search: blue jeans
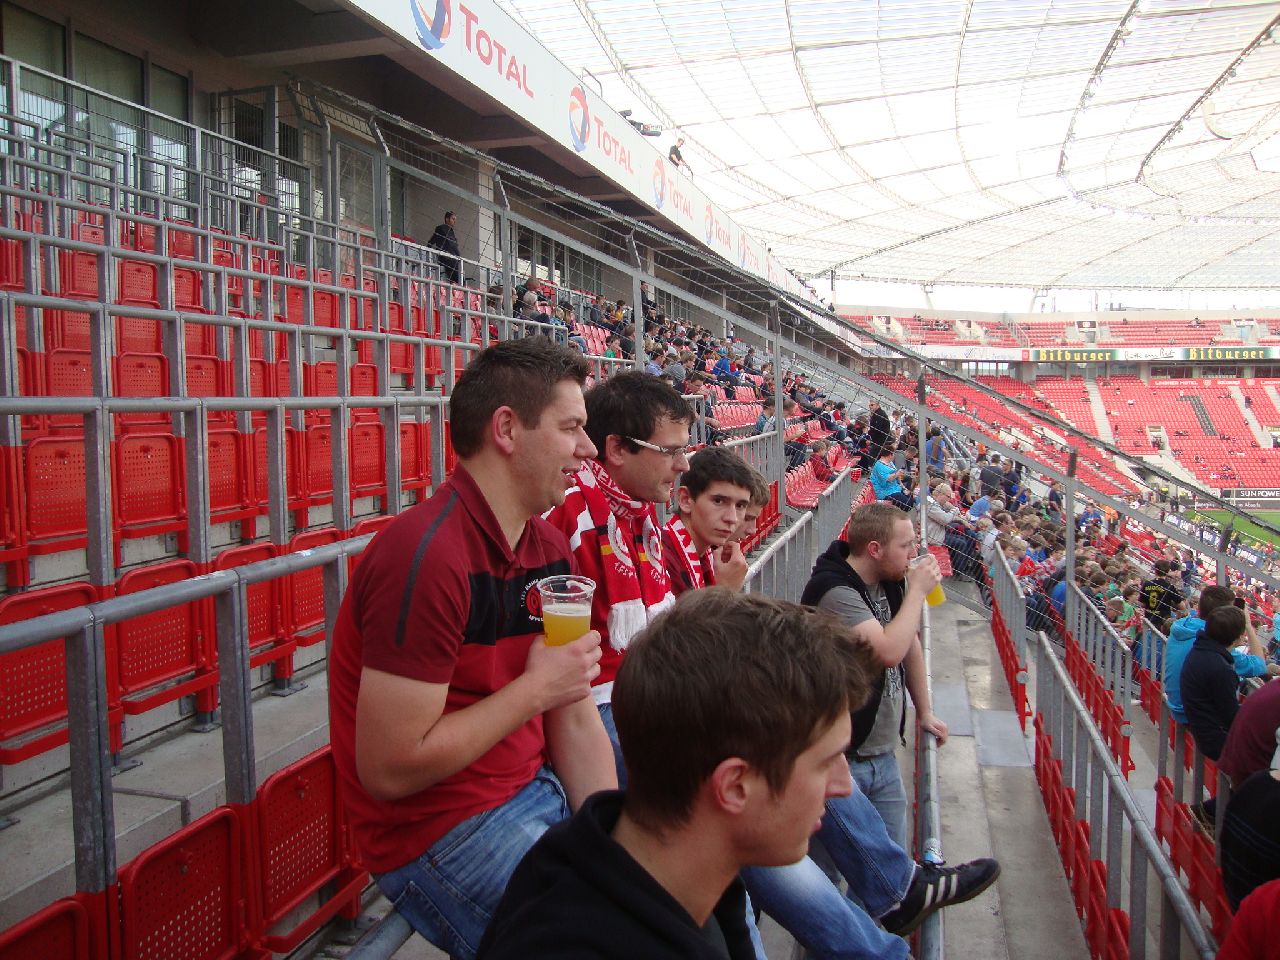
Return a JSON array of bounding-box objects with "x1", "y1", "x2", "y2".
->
[
  {"x1": 375, "y1": 768, "x2": 569, "y2": 960},
  {"x1": 850, "y1": 753, "x2": 908, "y2": 850},
  {"x1": 744, "y1": 786, "x2": 913, "y2": 959}
]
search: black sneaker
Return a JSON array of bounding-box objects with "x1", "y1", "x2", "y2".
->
[{"x1": 879, "y1": 858, "x2": 1002, "y2": 936}]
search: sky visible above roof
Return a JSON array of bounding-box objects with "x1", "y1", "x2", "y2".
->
[{"x1": 494, "y1": 0, "x2": 1280, "y2": 290}]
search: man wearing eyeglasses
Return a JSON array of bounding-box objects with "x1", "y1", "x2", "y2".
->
[{"x1": 544, "y1": 372, "x2": 691, "y2": 749}]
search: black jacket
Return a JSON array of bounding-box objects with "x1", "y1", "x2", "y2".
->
[
  {"x1": 800, "y1": 539, "x2": 904, "y2": 751},
  {"x1": 868, "y1": 409, "x2": 891, "y2": 455},
  {"x1": 1179, "y1": 633, "x2": 1240, "y2": 762},
  {"x1": 979, "y1": 463, "x2": 1003, "y2": 497},
  {"x1": 477, "y1": 791, "x2": 755, "y2": 960}
]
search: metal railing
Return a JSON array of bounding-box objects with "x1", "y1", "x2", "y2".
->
[
  {"x1": 988, "y1": 547, "x2": 1031, "y2": 729},
  {"x1": 0, "y1": 535, "x2": 371, "y2": 894},
  {"x1": 914, "y1": 604, "x2": 944, "y2": 960},
  {"x1": 1065, "y1": 583, "x2": 1135, "y2": 776},
  {"x1": 1032, "y1": 629, "x2": 1217, "y2": 960}
]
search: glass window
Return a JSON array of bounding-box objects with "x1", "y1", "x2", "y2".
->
[
  {"x1": 150, "y1": 64, "x2": 187, "y2": 121},
  {"x1": 2, "y1": 3, "x2": 64, "y2": 74},
  {"x1": 73, "y1": 34, "x2": 141, "y2": 105}
]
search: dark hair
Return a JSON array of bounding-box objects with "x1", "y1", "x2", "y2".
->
[
  {"x1": 448, "y1": 337, "x2": 589, "y2": 458},
  {"x1": 846, "y1": 501, "x2": 908, "y2": 556},
  {"x1": 682, "y1": 447, "x2": 759, "y2": 500},
  {"x1": 585, "y1": 371, "x2": 693, "y2": 457},
  {"x1": 1204, "y1": 605, "x2": 1247, "y2": 647},
  {"x1": 613, "y1": 590, "x2": 875, "y2": 832},
  {"x1": 1197, "y1": 584, "x2": 1235, "y2": 620},
  {"x1": 444, "y1": 210, "x2": 455, "y2": 219},
  {"x1": 744, "y1": 464, "x2": 770, "y2": 507}
]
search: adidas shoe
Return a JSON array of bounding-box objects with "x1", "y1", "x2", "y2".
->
[{"x1": 879, "y1": 858, "x2": 1001, "y2": 936}]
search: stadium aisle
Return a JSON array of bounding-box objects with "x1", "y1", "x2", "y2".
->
[{"x1": 923, "y1": 582, "x2": 1089, "y2": 960}]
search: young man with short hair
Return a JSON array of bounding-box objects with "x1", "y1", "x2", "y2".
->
[
  {"x1": 663, "y1": 446, "x2": 753, "y2": 595},
  {"x1": 1181, "y1": 605, "x2": 1249, "y2": 761},
  {"x1": 329, "y1": 338, "x2": 615, "y2": 960},
  {"x1": 1141, "y1": 559, "x2": 1186, "y2": 635},
  {"x1": 477, "y1": 590, "x2": 878, "y2": 959},
  {"x1": 802, "y1": 502, "x2": 951, "y2": 846}
]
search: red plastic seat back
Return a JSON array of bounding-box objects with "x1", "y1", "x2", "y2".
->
[
  {"x1": 0, "y1": 582, "x2": 97, "y2": 756},
  {"x1": 118, "y1": 807, "x2": 247, "y2": 960},
  {"x1": 0, "y1": 896, "x2": 90, "y2": 960}
]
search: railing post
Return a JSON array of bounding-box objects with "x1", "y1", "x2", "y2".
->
[
  {"x1": 215, "y1": 577, "x2": 258, "y2": 806},
  {"x1": 1063, "y1": 449, "x2": 1079, "y2": 632},
  {"x1": 66, "y1": 619, "x2": 117, "y2": 892}
]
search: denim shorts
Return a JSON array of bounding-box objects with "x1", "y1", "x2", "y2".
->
[{"x1": 374, "y1": 768, "x2": 569, "y2": 960}]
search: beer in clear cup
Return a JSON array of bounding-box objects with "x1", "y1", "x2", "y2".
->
[
  {"x1": 536, "y1": 575, "x2": 596, "y2": 646},
  {"x1": 910, "y1": 554, "x2": 946, "y2": 607}
]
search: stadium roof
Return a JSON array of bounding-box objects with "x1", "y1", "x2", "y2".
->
[{"x1": 493, "y1": 0, "x2": 1280, "y2": 290}]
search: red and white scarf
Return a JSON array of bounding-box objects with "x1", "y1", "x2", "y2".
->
[
  {"x1": 554, "y1": 460, "x2": 675, "y2": 672},
  {"x1": 662, "y1": 515, "x2": 715, "y2": 593}
]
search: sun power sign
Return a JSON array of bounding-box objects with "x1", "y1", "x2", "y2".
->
[{"x1": 345, "y1": 0, "x2": 812, "y2": 302}]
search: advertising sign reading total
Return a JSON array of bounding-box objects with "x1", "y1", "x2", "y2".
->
[{"x1": 348, "y1": 0, "x2": 810, "y2": 301}]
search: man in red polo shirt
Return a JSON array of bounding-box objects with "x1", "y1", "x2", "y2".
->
[{"x1": 329, "y1": 337, "x2": 615, "y2": 960}]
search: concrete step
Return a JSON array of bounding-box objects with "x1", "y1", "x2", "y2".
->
[{"x1": 0, "y1": 662, "x2": 331, "y2": 931}]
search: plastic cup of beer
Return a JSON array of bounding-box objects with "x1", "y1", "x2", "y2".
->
[
  {"x1": 536, "y1": 575, "x2": 595, "y2": 646},
  {"x1": 910, "y1": 554, "x2": 946, "y2": 607}
]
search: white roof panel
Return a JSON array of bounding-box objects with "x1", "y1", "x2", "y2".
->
[{"x1": 496, "y1": 0, "x2": 1280, "y2": 288}]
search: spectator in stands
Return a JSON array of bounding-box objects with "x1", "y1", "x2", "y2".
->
[
  {"x1": 1140, "y1": 560, "x2": 1186, "y2": 635},
  {"x1": 1166, "y1": 587, "x2": 1275, "y2": 728},
  {"x1": 661, "y1": 447, "x2": 752, "y2": 595},
  {"x1": 925, "y1": 427, "x2": 946, "y2": 477},
  {"x1": 870, "y1": 443, "x2": 914, "y2": 512},
  {"x1": 868, "y1": 400, "x2": 891, "y2": 459},
  {"x1": 427, "y1": 210, "x2": 462, "y2": 283},
  {"x1": 925, "y1": 481, "x2": 978, "y2": 580},
  {"x1": 477, "y1": 590, "x2": 874, "y2": 960},
  {"x1": 329, "y1": 338, "x2": 614, "y2": 960},
  {"x1": 664, "y1": 350, "x2": 692, "y2": 387},
  {"x1": 1218, "y1": 754, "x2": 1280, "y2": 913},
  {"x1": 686, "y1": 373, "x2": 727, "y2": 445},
  {"x1": 1181, "y1": 605, "x2": 1249, "y2": 762},
  {"x1": 979, "y1": 454, "x2": 1004, "y2": 498},
  {"x1": 1216, "y1": 877, "x2": 1280, "y2": 959},
  {"x1": 1219, "y1": 678, "x2": 1280, "y2": 789},
  {"x1": 809, "y1": 440, "x2": 835, "y2": 483},
  {"x1": 802, "y1": 503, "x2": 950, "y2": 848}
]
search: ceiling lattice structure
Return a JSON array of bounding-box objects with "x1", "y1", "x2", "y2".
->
[{"x1": 494, "y1": 0, "x2": 1280, "y2": 289}]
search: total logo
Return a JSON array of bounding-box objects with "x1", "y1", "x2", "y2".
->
[
  {"x1": 410, "y1": 0, "x2": 451, "y2": 50},
  {"x1": 568, "y1": 86, "x2": 591, "y2": 153},
  {"x1": 704, "y1": 204, "x2": 731, "y2": 250},
  {"x1": 652, "y1": 156, "x2": 666, "y2": 210}
]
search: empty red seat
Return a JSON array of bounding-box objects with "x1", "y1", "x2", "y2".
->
[
  {"x1": 0, "y1": 581, "x2": 99, "y2": 764},
  {"x1": 24, "y1": 434, "x2": 88, "y2": 551},
  {"x1": 0, "y1": 893, "x2": 97, "y2": 960},
  {"x1": 113, "y1": 432, "x2": 185, "y2": 541},
  {"x1": 112, "y1": 560, "x2": 216, "y2": 737},
  {"x1": 252, "y1": 748, "x2": 366, "y2": 952},
  {"x1": 117, "y1": 807, "x2": 261, "y2": 960}
]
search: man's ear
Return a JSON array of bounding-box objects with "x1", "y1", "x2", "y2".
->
[
  {"x1": 707, "y1": 756, "x2": 752, "y2": 815},
  {"x1": 676, "y1": 486, "x2": 694, "y2": 515},
  {"x1": 491, "y1": 406, "x2": 518, "y2": 455},
  {"x1": 603, "y1": 434, "x2": 629, "y2": 470}
]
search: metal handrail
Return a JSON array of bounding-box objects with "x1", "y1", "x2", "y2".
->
[{"x1": 1033, "y1": 629, "x2": 1217, "y2": 960}]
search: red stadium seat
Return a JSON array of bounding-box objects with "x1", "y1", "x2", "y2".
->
[
  {"x1": 118, "y1": 806, "x2": 266, "y2": 960},
  {"x1": 0, "y1": 581, "x2": 100, "y2": 764},
  {"x1": 251, "y1": 748, "x2": 366, "y2": 952}
]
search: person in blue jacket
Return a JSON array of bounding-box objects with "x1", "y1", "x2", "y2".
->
[
  {"x1": 870, "y1": 443, "x2": 914, "y2": 512},
  {"x1": 1164, "y1": 585, "x2": 1275, "y2": 725}
]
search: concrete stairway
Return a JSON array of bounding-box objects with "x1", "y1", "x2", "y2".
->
[
  {"x1": 1084, "y1": 379, "x2": 1116, "y2": 444},
  {"x1": 1228, "y1": 385, "x2": 1271, "y2": 447}
]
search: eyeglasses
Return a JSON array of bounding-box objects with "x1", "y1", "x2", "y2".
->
[{"x1": 624, "y1": 436, "x2": 694, "y2": 459}]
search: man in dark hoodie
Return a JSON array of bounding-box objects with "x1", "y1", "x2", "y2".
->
[
  {"x1": 1180, "y1": 604, "x2": 1248, "y2": 762},
  {"x1": 477, "y1": 590, "x2": 876, "y2": 959}
]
